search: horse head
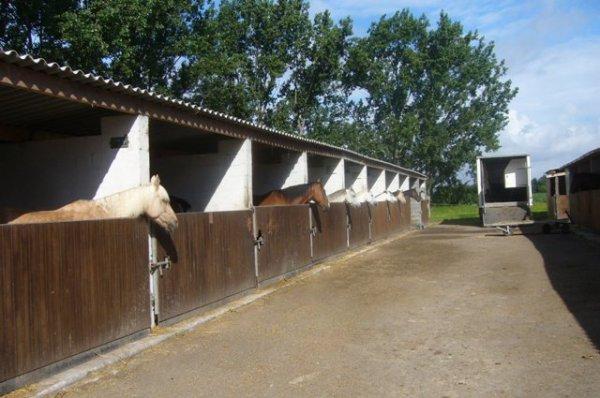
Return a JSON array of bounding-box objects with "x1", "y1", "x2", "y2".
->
[
  {"x1": 310, "y1": 181, "x2": 330, "y2": 210},
  {"x1": 145, "y1": 175, "x2": 178, "y2": 233},
  {"x1": 345, "y1": 188, "x2": 361, "y2": 208},
  {"x1": 394, "y1": 190, "x2": 407, "y2": 204},
  {"x1": 403, "y1": 188, "x2": 421, "y2": 202}
]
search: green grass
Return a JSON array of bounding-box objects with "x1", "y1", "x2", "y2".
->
[
  {"x1": 431, "y1": 204, "x2": 480, "y2": 225},
  {"x1": 431, "y1": 193, "x2": 548, "y2": 225}
]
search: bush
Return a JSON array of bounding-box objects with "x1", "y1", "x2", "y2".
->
[{"x1": 432, "y1": 183, "x2": 477, "y2": 204}]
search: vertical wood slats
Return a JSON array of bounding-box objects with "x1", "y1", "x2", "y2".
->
[
  {"x1": 0, "y1": 218, "x2": 149, "y2": 383},
  {"x1": 2, "y1": 200, "x2": 425, "y2": 386},
  {"x1": 156, "y1": 211, "x2": 256, "y2": 322},
  {"x1": 255, "y1": 205, "x2": 312, "y2": 282},
  {"x1": 371, "y1": 202, "x2": 391, "y2": 240},
  {"x1": 348, "y1": 203, "x2": 371, "y2": 247},
  {"x1": 311, "y1": 203, "x2": 348, "y2": 261},
  {"x1": 389, "y1": 201, "x2": 411, "y2": 232},
  {"x1": 570, "y1": 190, "x2": 600, "y2": 232}
]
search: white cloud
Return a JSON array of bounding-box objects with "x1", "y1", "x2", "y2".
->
[
  {"x1": 495, "y1": 34, "x2": 600, "y2": 177},
  {"x1": 311, "y1": 0, "x2": 600, "y2": 178}
]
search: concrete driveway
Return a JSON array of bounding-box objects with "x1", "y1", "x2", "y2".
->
[{"x1": 40, "y1": 225, "x2": 600, "y2": 397}]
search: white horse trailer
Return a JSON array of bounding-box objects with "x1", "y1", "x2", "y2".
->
[{"x1": 476, "y1": 154, "x2": 533, "y2": 230}]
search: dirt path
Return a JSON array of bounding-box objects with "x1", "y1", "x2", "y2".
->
[{"x1": 50, "y1": 225, "x2": 600, "y2": 397}]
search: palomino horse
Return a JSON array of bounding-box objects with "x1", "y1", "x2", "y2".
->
[
  {"x1": 328, "y1": 188, "x2": 361, "y2": 208},
  {"x1": 255, "y1": 181, "x2": 330, "y2": 210},
  {"x1": 10, "y1": 175, "x2": 179, "y2": 233}
]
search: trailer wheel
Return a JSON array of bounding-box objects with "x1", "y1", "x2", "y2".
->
[{"x1": 560, "y1": 223, "x2": 570, "y2": 234}]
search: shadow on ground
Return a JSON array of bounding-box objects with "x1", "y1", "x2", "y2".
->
[
  {"x1": 439, "y1": 217, "x2": 480, "y2": 226},
  {"x1": 525, "y1": 232, "x2": 600, "y2": 351}
]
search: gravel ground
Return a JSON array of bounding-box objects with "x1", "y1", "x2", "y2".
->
[{"x1": 33, "y1": 224, "x2": 600, "y2": 397}]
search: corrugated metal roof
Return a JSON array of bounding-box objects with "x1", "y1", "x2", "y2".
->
[
  {"x1": 548, "y1": 147, "x2": 600, "y2": 173},
  {"x1": 0, "y1": 49, "x2": 426, "y2": 179}
]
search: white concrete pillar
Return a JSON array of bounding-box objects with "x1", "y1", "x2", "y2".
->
[
  {"x1": 399, "y1": 174, "x2": 410, "y2": 191},
  {"x1": 309, "y1": 156, "x2": 345, "y2": 195},
  {"x1": 368, "y1": 167, "x2": 386, "y2": 197},
  {"x1": 152, "y1": 138, "x2": 252, "y2": 211},
  {"x1": 205, "y1": 139, "x2": 252, "y2": 211},
  {"x1": 419, "y1": 179, "x2": 428, "y2": 200},
  {"x1": 325, "y1": 158, "x2": 345, "y2": 194},
  {"x1": 345, "y1": 161, "x2": 367, "y2": 193},
  {"x1": 282, "y1": 152, "x2": 308, "y2": 188},
  {"x1": 97, "y1": 115, "x2": 150, "y2": 198},
  {"x1": 386, "y1": 171, "x2": 400, "y2": 192}
]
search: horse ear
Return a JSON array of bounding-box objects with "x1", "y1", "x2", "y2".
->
[{"x1": 151, "y1": 174, "x2": 161, "y2": 188}]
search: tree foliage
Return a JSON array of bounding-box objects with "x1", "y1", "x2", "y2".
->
[{"x1": 0, "y1": 2, "x2": 517, "y2": 188}]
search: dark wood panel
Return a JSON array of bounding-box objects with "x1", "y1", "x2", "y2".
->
[
  {"x1": 371, "y1": 202, "x2": 391, "y2": 241},
  {"x1": 570, "y1": 190, "x2": 600, "y2": 232},
  {"x1": 400, "y1": 200, "x2": 411, "y2": 231},
  {"x1": 0, "y1": 227, "x2": 16, "y2": 382},
  {"x1": 156, "y1": 211, "x2": 256, "y2": 322},
  {"x1": 0, "y1": 219, "x2": 149, "y2": 383},
  {"x1": 255, "y1": 205, "x2": 311, "y2": 282},
  {"x1": 348, "y1": 203, "x2": 370, "y2": 247},
  {"x1": 311, "y1": 203, "x2": 348, "y2": 261},
  {"x1": 389, "y1": 201, "x2": 410, "y2": 233}
]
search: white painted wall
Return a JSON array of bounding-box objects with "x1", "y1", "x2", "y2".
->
[
  {"x1": 399, "y1": 174, "x2": 410, "y2": 191},
  {"x1": 504, "y1": 158, "x2": 528, "y2": 188},
  {"x1": 419, "y1": 179, "x2": 428, "y2": 198},
  {"x1": 345, "y1": 161, "x2": 367, "y2": 192},
  {"x1": 409, "y1": 177, "x2": 422, "y2": 225},
  {"x1": 386, "y1": 171, "x2": 400, "y2": 192},
  {"x1": 308, "y1": 156, "x2": 344, "y2": 195},
  {"x1": 254, "y1": 150, "x2": 308, "y2": 194},
  {"x1": 0, "y1": 115, "x2": 149, "y2": 210},
  {"x1": 152, "y1": 138, "x2": 252, "y2": 211},
  {"x1": 368, "y1": 167, "x2": 386, "y2": 197}
]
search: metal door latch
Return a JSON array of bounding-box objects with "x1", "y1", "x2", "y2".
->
[
  {"x1": 254, "y1": 232, "x2": 264, "y2": 250},
  {"x1": 309, "y1": 226, "x2": 318, "y2": 237},
  {"x1": 150, "y1": 257, "x2": 171, "y2": 276}
]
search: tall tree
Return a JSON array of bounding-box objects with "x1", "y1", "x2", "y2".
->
[
  {"x1": 177, "y1": 0, "x2": 311, "y2": 123},
  {"x1": 346, "y1": 10, "x2": 517, "y2": 190},
  {"x1": 274, "y1": 11, "x2": 352, "y2": 134},
  {"x1": 0, "y1": 0, "x2": 78, "y2": 60},
  {"x1": 60, "y1": 0, "x2": 195, "y2": 92}
]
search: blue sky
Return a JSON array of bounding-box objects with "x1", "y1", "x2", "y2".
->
[{"x1": 310, "y1": 0, "x2": 600, "y2": 178}]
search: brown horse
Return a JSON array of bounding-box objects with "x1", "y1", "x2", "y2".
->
[{"x1": 255, "y1": 181, "x2": 330, "y2": 209}]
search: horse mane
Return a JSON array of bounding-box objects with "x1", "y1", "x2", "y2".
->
[{"x1": 280, "y1": 182, "x2": 322, "y2": 197}]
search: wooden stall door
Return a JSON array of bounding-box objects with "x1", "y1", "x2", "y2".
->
[
  {"x1": 155, "y1": 211, "x2": 256, "y2": 322},
  {"x1": 311, "y1": 203, "x2": 348, "y2": 261},
  {"x1": 255, "y1": 205, "x2": 311, "y2": 282},
  {"x1": 348, "y1": 203, "x2": 370, "y2": 247},
  {"x1": 371, "y1": 202, "x2": 391, "y2": 241},
  {"x1": 0, "y1": 219, "x2": 150, "y2": 384}
]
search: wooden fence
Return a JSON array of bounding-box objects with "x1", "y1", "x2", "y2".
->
[
  {"x1": 569, "y1": 190, "x2": 600, "y2": 232},
  {"x1": 348, "y1": 203, "x2": 371, "y2": 247},
  {"x1": 155, "y1": 211, "x2": 256, "y2": 322},
  {"x1": 1, "y1": 199, "x2": 418, "y2": 390},
  {"x1": 0, "y1": 219, "x2": 150, "y2": 385},
  {"x1": 255, "y1": 205, "x2": 312, "y2": 282},
  {"x1": 311, "y1": 203, "x2": 349, "y2": 261}
]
